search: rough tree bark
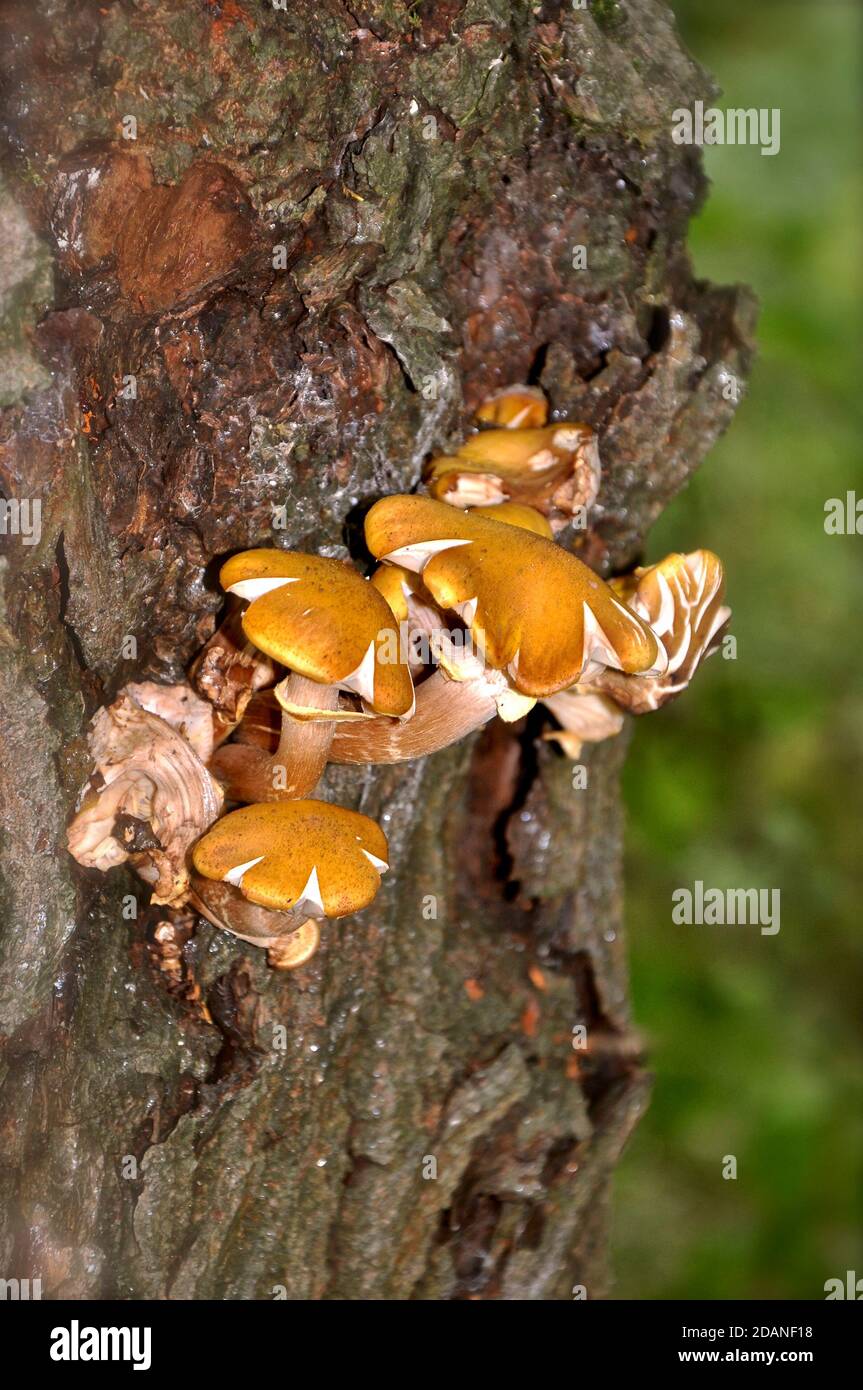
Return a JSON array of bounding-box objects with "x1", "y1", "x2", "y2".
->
[{"x1": 0, "y1": 0, "x2": 754, "y2": 1299}]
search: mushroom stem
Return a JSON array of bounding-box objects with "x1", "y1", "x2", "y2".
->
[
  {"x1": 330, "y1": 669, "x2": 498, "y2": 764},
  {"x1": 231, "y1": 689, "x2": 281, "y2": 749},
  {"x1": 189, "y1": 877, "x2": 321, "y2": 968},
  {"x1": 209, "y1": 674, "x2": 337, "y2": 802}
]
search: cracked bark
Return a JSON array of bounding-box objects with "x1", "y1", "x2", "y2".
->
[{"x1": 0, "y1": 0, "x2": 754, "y2": 1299}]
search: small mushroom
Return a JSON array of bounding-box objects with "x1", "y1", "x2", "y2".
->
[
  {"x1": 591, "y1": 549, "x2": 730, "y2": 713},
  {"x1": 209, "y1": 550, "x2": 414, "y2": 803},
  {"x1": 190, "y1": 800, "x2": 389, "y2": 969},
  {"x1": 329, "y1": 496, "x2": 665, "y2": 765},
  {"x1": 67, "y1": 689, "x2": 224, "y2": 905},
  {"x1": 424, "y1": 422, "x2": 600, "y2": 529},
  {"x1": 542, "y1": 550, "x2": 730, "y2": 752},
  {"x1": 369, "y1": 560, "x2": 420, "y2": 625},
  {"x1": 369, "y1": 561, "x2": 444, "y2": 673},
  {"x1": 474, "y1": 384, "x2": 549, "y2": 429}
]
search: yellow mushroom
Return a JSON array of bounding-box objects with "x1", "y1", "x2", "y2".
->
[
  {"x1": 330, "y1": 496, "x2": 665, "y2": 765},
  {"x1": 190, "y1": 800, "x2": 388, "y2": 969},
  {"x1": 366, "y1": 496, "x2": 662, "y2": 688},
  {"x1": 369, "y1": 561, "x2": 417, "y2": 625},
  {"x1": 230, "y1": 542, "x2": 487, "y2": 754},
  {"x1": 369, "y1": 561, "x2": 447, "y2": 675},
  {"x1": 424, "y1": 421, "x2": 600, "y2": 529},
  {"x1": 474, "y1": 384, "x2": 549, "y2": 430},
  {"x1": 542, "y1": 550, "x2": 730, "y2": 753},
  {"x1": 599, "y1": 549, "x2": 730, "y2": 712},
  {"x1": 210, "y1": 551, "x2": 414, "y2": 803},
  {"x1": 471, "y1": 501, "x2": 554, "y2": 539}
]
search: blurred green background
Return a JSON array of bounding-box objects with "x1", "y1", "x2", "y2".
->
[{"x1": 613, "y1": 0, "x2": 863, "y2": 1298}]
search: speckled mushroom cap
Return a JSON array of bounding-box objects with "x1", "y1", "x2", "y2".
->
[
  {"x1": 192, "y1": 800, "x2": 388, "y2": 917},
  {"x1": 369, "y1": 509, "x2": 553, "y2": 621},
  {"x1": 365, "y1": 495, "x2": 665, "y2": 699},
  {"x1": 220, "y1": 550, "x2": 414, "y2": 716},
  {"x1": 472, "y1": 501, "x2": 554, "y2": 538}
]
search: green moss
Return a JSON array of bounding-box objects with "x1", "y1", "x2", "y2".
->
[
  {"x1": 591, "y1": 0, "x2": 625, "y2": 31},
  {"x1": 0, "y1": 181, "x2": 51, "y2": 406}
]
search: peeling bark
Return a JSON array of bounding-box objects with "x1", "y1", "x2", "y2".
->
[{"x1": 0, "y1": 0, "x2": 755, "y2": 1299}]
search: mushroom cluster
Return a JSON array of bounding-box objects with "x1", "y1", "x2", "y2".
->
[
  {"x1": 423, "y1": 384, "x2": 601, "y2": 531},
  {"x1": 66, "y1": 385, "x2": 729, "y2": 970}
]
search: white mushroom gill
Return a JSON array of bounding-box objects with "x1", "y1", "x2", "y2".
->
[
  {"x1": 223, "y1": 855, "x2": 265, "y2": 887},
  {"x1": 525, "y1": 448, "x2": 557, "y2": 472},
  {"x1": 642, "y1": 568, "x2": 677, "y2": 640},
  {"x1": 442, "y1": 475, "x2": 506, "y2": 506},
  {"x1": 552, "y1": 427, "x2": 588, "y2": 452},
  {"x1": 293, "y1": 865, "x2": 325, "y2": 916},
  {"x1": 384, "y1": 538, "x2": 471, "y2": 572},
  {"x1": 227, "y1": 576, "x2": 300, "y2": 601},
  {"x1": 582, "y1": 601, "x2": 627, "y2": 672},
  {"x1": 453, "y1": 596, "x2": 479, "y2": 626},
  {"x1": 340, "y1": 640, "x2": 378, "y2": 704}
]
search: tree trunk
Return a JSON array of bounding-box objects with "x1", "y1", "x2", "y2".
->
[{"x1": 0, "y1": 0, "x2": 754, "y2": 1300}]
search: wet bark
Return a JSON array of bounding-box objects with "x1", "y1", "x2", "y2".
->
[{"x1": 0, "y1": 0, "x2": 755, "y2": 1299}]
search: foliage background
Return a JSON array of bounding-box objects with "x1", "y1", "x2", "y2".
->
[{"x1": 613, "y1": 0, "x2": 863, "y2": 1298}]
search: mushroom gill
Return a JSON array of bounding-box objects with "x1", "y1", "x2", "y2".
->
[{"x1": 66, "y1": 687, "x2": 224, "y2": 906}]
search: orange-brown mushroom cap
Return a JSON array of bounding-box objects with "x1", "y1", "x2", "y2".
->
[
  {"x1": 424, "y1": 422, "x2": 600, "y2": 521},
  {"x1": 472, "y1": 501, "x2": 554, "y2": 539},
  {"x1": 219, "y1": 550, "x2": 414, "y2": 717},
  {"x1": 192, "y1": 800, "x2": 388, "y2": 918},
  {"x1": 369, "y1": 562, "x2": 423, "y2": 624},
  {"x1": 365, "y1": 495, "x2": 664, "y2": 699},
  {"x1": 454, "y1": 424, "x2": 588, "y2": 470},
  {"x1": 475, "y1": 385, "x2": 549, "y2": 429}
]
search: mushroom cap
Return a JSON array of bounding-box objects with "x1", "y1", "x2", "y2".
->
[
  {"x1": 192, "y1": 800, "x2": 388, "y2": 918},
  {"x1": 220, "y1": 550, "x2": 413, "y2": 717},
  {"x1": 611, "y1": 549, "x2": 729, "y2": 682},
  {"x1": 268, "y1": 920, "x2": 321, "y2": 969},
  {"x1": 424, "y1": 422, "x2": 599, "y2": 520},
  {"x1": 475, "y1": 384, "x2": 548, "y2": 429},
  {"x1": 369, "y1": 562, "x2": 420, "y2": 624},
  {"x1": 425, "y1": 461, "x2": 507, "y2": 508},
  {"x1": 455, "y1": 423, "x2": 589, "y2": 469},
  {"x1": 472, "y1": 501, "x2": 554, "y2": 539},
  {"x1": 574, "y1": 549, "x2": 730, "y2": 715},
  {"x1": 365, "y1": 495, "x2": 663, "y2": 698}
]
